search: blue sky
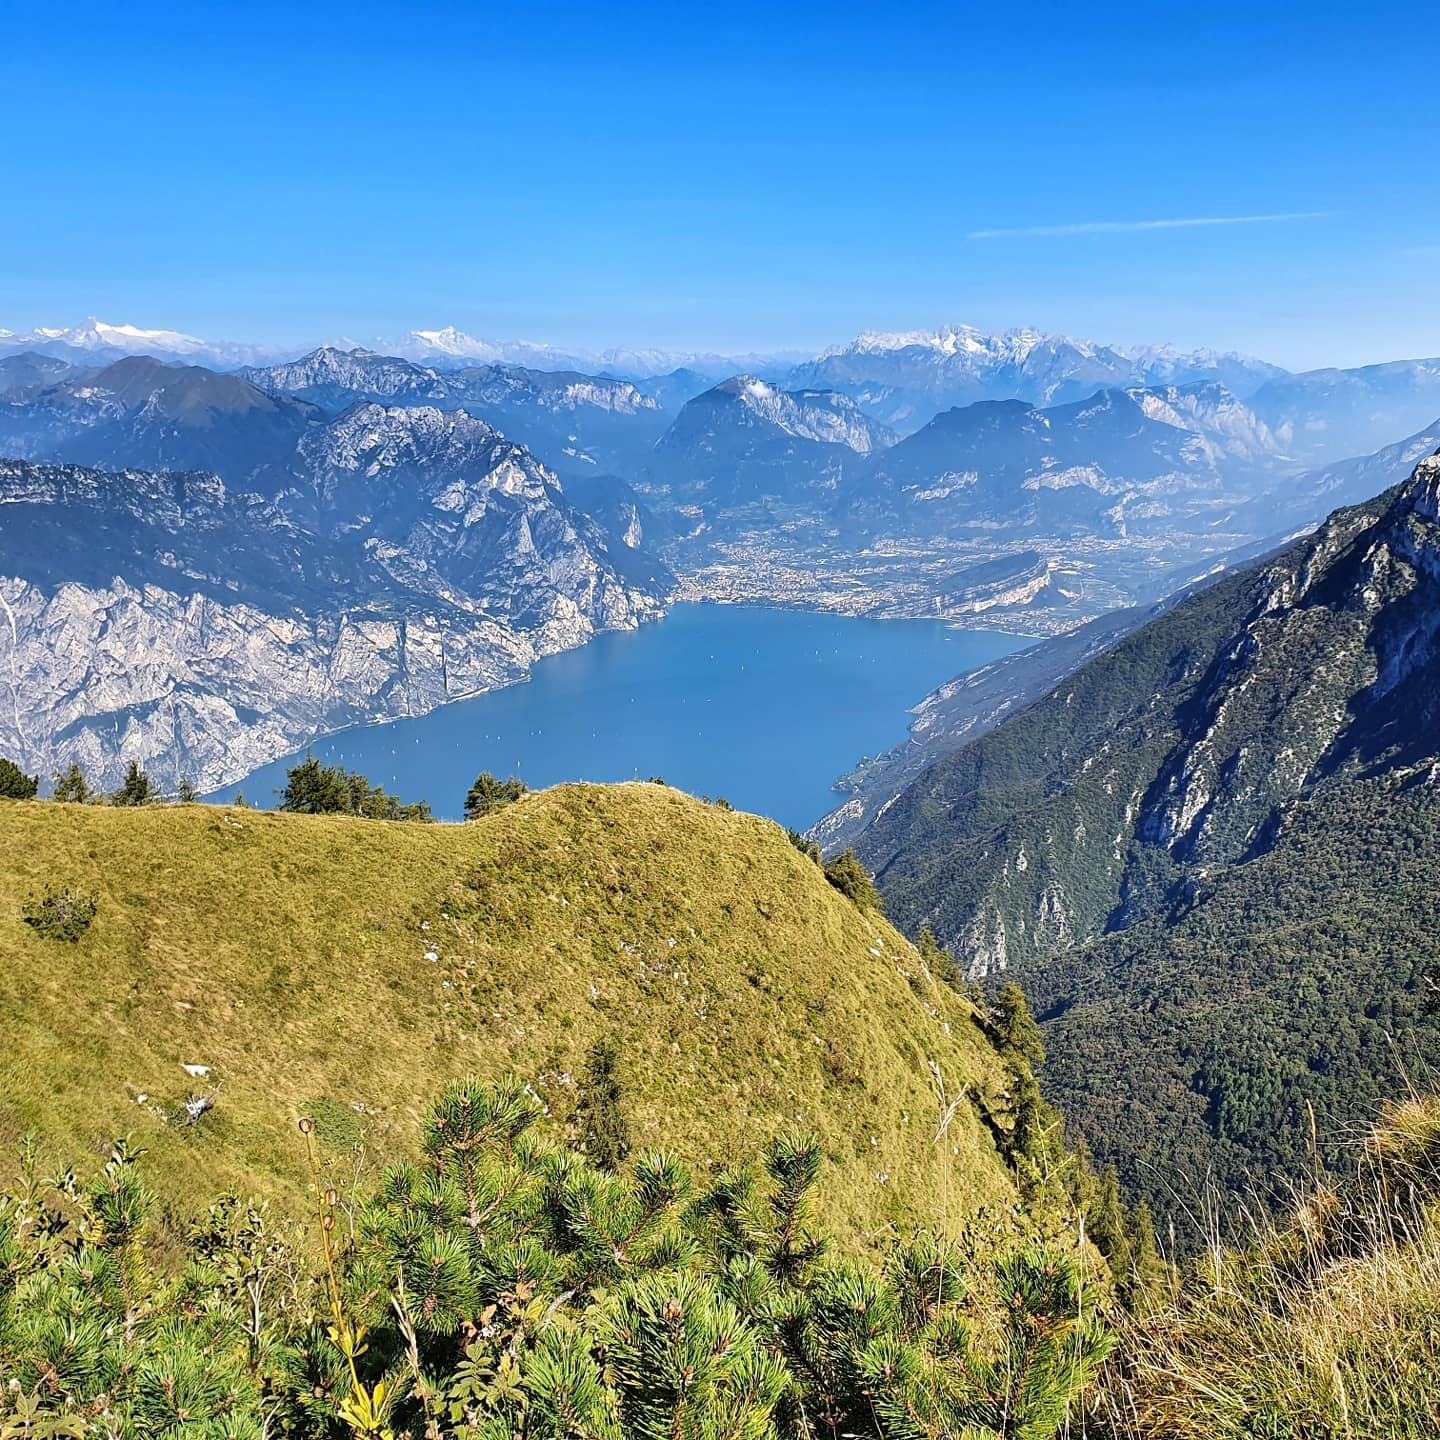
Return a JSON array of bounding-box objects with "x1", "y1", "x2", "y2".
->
[{"x1": 2, "y1": 0, "x2": 1437, "y2": 367}]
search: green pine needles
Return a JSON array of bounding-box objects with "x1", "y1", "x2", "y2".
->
[
  {"x1": 279, "y1": 754, "x2": 433, "y2": 822},
  {"x1": 0, "y1": 1078, "x2": 1110, "y2": 1440}
]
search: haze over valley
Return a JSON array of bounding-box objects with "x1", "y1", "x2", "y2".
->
[{"x1": 6, "y1": 317, "x2": 1440, "y2": 802}]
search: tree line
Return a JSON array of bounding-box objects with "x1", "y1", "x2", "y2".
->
[{"x1": 0, "y1": 752, "x2": 532, "y2": 824}]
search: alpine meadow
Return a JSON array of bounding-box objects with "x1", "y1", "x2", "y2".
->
[{"x1": 3, "y1": 3, "x2": 1440, "y2": 1437}]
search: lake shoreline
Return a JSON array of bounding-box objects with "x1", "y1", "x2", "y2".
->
[{"x1": 209, "y1": 604, "x2": 1031, "y2": 829}]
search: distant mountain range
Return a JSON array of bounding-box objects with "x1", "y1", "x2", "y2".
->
[
  {"x1": 4, "y1": 322, "x2": 1440, "y2": 798},
  {"x1": 1247, "y1": 357, "x2": 1440, "y2": 464},
  {"x1": 6, "y1": 340, "x2": 1438, "y2": 643},
  {"x1": 382, "y1": 327, "x2": 805, "y2": 380},
  {"x1": 788, "y1": 325, "x2": 1288, "y2": 433},
  {"x1": 8, "y1": 317, "x2": 1440, "y2": 469},
  {"x1": 0, "y1": 318, "x2": 285, "y2": 370},
  {"x1": 0, "y1": 351, "x2": 672, "y2": 487},
  {"x1": 0, "y1": 319, "x2": 801, "y2": 384},
  {"x1": 239, "y1": 347, "x2": 672, "y2": 482}
]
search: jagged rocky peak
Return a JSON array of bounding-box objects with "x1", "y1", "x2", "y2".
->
[
  {"x1": 295, "y1": 403, "x2": 554, "y2": 516},
  {"x1": 1405, "y1": 450, "x2": 1440, "y2": 521},
  {"x1": 788, "y1": 324, "x2": 1289, "y2": 428},
  {"x1": 244, "y1": 345, "x2": 439, "y2": 394},
  {"x1": 305, "y1": 401, "x2": 508, "y2": 466}
]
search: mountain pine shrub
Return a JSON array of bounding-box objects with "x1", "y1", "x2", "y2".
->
[
  {"x1": 20, "y1": 885, "x2": 97, "y2": 942},
  {"x1": 0, "y1": 1077, "x2": 1111, "y2": 1440}
]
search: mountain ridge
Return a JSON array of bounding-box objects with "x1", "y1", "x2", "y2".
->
[{"x1": 0, "y1": 422, "x2": 672, "y2": 791}]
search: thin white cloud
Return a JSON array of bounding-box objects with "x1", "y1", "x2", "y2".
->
[{"x1": 968, "y1": 211, "x2": 1331, "y2": 240}]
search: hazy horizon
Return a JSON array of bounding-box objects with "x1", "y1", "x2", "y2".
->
[{"x1": 4, "y1": 1, "x2": 1439, "y2": 370}]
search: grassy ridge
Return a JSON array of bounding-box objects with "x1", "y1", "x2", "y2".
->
[{"x1": 0, "y1": 783, "x2": 1033, "y2": 1246}]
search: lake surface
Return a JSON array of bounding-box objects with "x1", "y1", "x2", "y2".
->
[{"x1": 211, "y1": 605, "x2": 1029, "y2": 829}]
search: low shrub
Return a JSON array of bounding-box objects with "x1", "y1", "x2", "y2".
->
[{"x1": 20, "y1": 885, "x2": 97, "y2": 942}]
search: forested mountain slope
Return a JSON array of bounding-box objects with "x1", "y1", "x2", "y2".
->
[{"x1": 857, "y1": 454, "x2": 1440, "y2": 1223}]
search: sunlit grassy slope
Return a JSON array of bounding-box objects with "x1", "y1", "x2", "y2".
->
[{"x1": 0, "y1": 783, "x2": 1034, "y2": 1247}]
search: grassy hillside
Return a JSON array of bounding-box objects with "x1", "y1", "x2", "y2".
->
[{"x1": 0, "y1": 783, "x2": 1038, "y2": 1248}]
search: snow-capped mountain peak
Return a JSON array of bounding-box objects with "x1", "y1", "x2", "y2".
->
[
  {"x1": 14, "y1": 317, "x2": 209, "y2": 356},
  {"x1": 826, "y1": 323, "x2": 1077, "y2": 363},
  {"x1": 0, "y1": 317, "x2": 289, "y2": 368}
]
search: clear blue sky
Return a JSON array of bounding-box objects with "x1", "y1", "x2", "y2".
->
[{"x1": 2, "y1": 0, "x2": 1436, "y2": 368}]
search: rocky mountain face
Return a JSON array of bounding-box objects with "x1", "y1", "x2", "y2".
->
[
  {"x1": 851, "y1": 383, "x2": 1291, "y2": 541},
  {"x1": 0, "y1": 413, "x2": 672, "y2": 792},
  {"x1": 646, "y1": 375, "x2": 892, "y2": 510},
  {"x1": 848, "y1": 453, "x2": 1440, "y2": 1223}
]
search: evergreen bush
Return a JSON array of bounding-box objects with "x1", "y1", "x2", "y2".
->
[
  {"x1": 0, "y1": 756, "x2": 38, "y2": 800},
  {"x1": 0, "y1": 1078, "x2": 1111, "y2": 1440},
  {"x1": 20, "y1": 885, "x2": 97, "y2": 942}
]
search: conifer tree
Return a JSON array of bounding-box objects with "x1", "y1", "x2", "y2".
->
[
  {"x1": 52, "y1": 760, "x2": 90, "y2": 803},
  {"x1": 464, "y1": 770, "x2": 528, "y2": 819},
  {"x1": 112, "y1": 760, "x2": 153, "y2": 806},
  {"x1": 1125, "y1": 1199, "x2": 1169, "y2": 1310},
  {"x1": 279, "y1": 754, "x2": 351, "y2": 814},
  {"x1": 823, "y1": 849, "x2": 884, "y2": 911},
  {"x1": 574, "y1": 1035, "x2": 632, "y2": 1172},
  {"x1": 917, "y1": 925, "x2": 962, "y2": 986},
  {"x1": 993, "y1": 982, "x2": 1045, "y2": 1070},
  {"x1": 1088, "y1": 1166, "x2": 1134, "y2": 1286}
]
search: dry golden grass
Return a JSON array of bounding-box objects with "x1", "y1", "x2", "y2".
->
[
  {"x1": 0, "y1": 783, "x2": 1037, "y2": 1251},
  {"x1": 1102, "y1": 1098, "x2": 1440, "y2": 1440}
]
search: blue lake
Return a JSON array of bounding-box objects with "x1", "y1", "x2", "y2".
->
[{"x1": 210, "y1": 605, "x2": 1029, "y2": 829}]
